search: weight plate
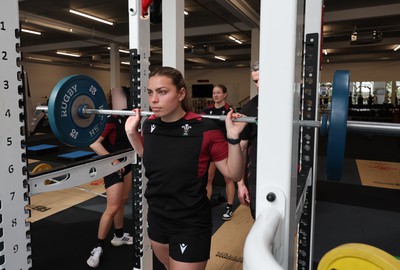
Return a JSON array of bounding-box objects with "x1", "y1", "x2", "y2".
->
[
  {"x1": 326, "y1": 70, "x2": 349, "y2": 181},
  {"x1": 31, "y1": 163, "x2": 52, "y2": 173},
  {"x1": 317, "y1": 243, "x2": 400, "y2": 270},
  {"x1": 319, "y1": 113, "x2": 328, "y2": 136},
  {"x1": 31, "y1": 163, "x2": 54, "y2": 185},
  {"x1": 47, "y1": 75, "x2": 107, "y2": 147}
]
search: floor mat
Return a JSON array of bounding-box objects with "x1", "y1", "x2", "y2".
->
[
  {"x1": 27, "y1": 180, "x2": 106, "y2": 222},
  {"x1": 314, "y1": 201, "x2": 400, "y2": 265},
  {"x1": 30, "y1": 204, "x2": 134, "y2": 270},
  {"x1": 356, "y1": 159, "x2": 400, "y2": 190},
  {"x1": 206, "y1": 205, "x2": 254, "y2": 270}
]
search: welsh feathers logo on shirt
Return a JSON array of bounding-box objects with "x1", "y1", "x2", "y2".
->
[{"x1": 181, "y1": 124, "x2": 192, "y2": 136}]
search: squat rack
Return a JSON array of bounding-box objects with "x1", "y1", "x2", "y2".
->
[{"x1": 0, "y1": 0, "x2": 336, "y2": 269}]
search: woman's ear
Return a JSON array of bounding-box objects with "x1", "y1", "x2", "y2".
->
[{"x1": 178, "y1": 88, "x2": 186, "y2": 101}]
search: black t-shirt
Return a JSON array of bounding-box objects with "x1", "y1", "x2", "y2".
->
[
  {"x1": 201, "y1": 103, "x2": 234, "y2": 132},
  {"x1": 101, "y1": 115, "x2": 132, "y2": 153},
  {"x1": 142, "y1": 112, "x2": 228, "y2": 229},
  {"x1": 201, "y1": 103, "x2": 232, "y2": 116}
]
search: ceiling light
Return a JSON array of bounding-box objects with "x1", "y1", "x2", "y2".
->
[
  {"x1": 90, "y1": 63, "x2": 109, "y2": 69},
  {"x1": 394, "y1": 45, "x2": 400, "y2": 51},
  {"x1": 69, "y1": 9, "x2": 114, "y2": 26},
  {"x1": 323, "y1": 49, "x2": 328, "y2": 55},
  {"x1": 26, "y1": 56, "x2": 52, "y2": 62},
  {"x1": 121, "y1": 61, "x2": 130, "y2": 65},
  {"x1": 21, "y1": 28, "x2": 42, "y2": 35},
  {"x1": 228, "y1": 35, "x2": 243, "y2": 44},
  {"x1": 107, "y1": 47, "x2": 130, "y2": 54},
  {"x1": 56, "y1": 51, "x2": 81, "y2": 57},
  {"x1": 214, "y1": 56, "x2": 226, "y2": 61},
  {"x1": 184, "y1": 10, "x2": 189, "y2": 16}
]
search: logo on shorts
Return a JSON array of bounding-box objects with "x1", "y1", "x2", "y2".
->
[{"x1": 180, "y1": 243, "x2": 188, "y2": 254}]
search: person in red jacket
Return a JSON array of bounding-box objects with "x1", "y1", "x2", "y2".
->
[{"x1": 202, "y1": 84, "x2": 236, "y2": 221}]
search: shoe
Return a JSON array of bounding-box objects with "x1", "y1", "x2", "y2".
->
[
  {"x1": 222, "y1": 206, "x2": 233, "y2": 221},
  {"x1": 87, "y1": 246, "x2": 103, "y2": 268},
  {"x1": 111, "y1": 233, "x2": 133, "y2": 246}
]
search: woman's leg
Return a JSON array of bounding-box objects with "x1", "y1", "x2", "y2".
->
[
  {"x1": 113, "y1": 172, "x2": 132, "y2": 230},
  {"x1": 98, "y1": 182, "x2": 124, "y2": 239},
  {"x1": 151, "y1": 240, "x2": 171, "y2": 270},
  {"x1": 222, "y1": 177, "x2": 236, "y2": 220},
  {"x1": 206, "y1": 163, "x2": 216, "y2": 200},
  {"x1": 224, "y1": 177, "x2": 235, "y2": 206},
  {"x1": 151, "y1": 240, "x2": 208, "y2": 270},
  {"x1": 170, "y1": 258, "x2": 207, "y2": 270}
]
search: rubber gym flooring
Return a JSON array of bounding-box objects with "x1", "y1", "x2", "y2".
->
[
  {"x1": 30, "y1": 185, "x2": 238, "y2": 270},
  {"x1": 26, "y1": 132, "x2": 400, "y2": 269},
  {"x1": 314, "y1": 132, "x2": 400, "y2": 268}
]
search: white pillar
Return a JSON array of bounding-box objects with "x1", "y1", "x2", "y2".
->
[
  {"x1": 255, "y1": 0, "x2": 304, "y2": 268},
  {"x1": 162, "y1": 0, "x2": 185, "y2": 74},
  {"x1": 109, "y1": 43, "x2": 121, "y2": 89}
]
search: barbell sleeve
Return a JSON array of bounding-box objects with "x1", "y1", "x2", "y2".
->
[
  {"x1": 346, "y1": 121, "x2": 400, "y2": 135},
  {"x1": 299, "y1": 119, "x2": 400, "y2": 135}
]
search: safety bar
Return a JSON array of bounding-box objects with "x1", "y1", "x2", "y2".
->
[{"x1": 243, "y1": 207, "x2": 284, "y2": 270}]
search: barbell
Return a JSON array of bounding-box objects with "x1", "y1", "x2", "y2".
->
[{"x1": 34, "y1": 72, "x2": 400, "y2": 180}]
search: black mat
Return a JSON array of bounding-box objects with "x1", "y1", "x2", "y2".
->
[
  {"x1": 29, "y1": 183, "x2": 240, "y2": 270},
  {"x1": 30, "y1": 205, "x2": 134, "y2": 270},
  {"x1": 313, "y1": 132, "x2": 400, "y2": 268},
  {"x1": 313, "y1": 201, "x2": 400, "y2": 266}
]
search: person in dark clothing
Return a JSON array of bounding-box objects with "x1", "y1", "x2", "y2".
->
[
  {"x1": 125, "y1": 66, "x2": 246, "y2": 270},
  {"x1": 87, "y1": 87, "x2": 133, "y2": 268},
  {"x1": 202, "y1": 84, "x2": 236, "y2": 221},
  {"x1": 238, "y1": 61, "x2": 259, "y2": 219}
]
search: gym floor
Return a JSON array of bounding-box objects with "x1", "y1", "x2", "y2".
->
[
  {"x1": 27, "y1": 131, "x2": 400, "y2": 269},
  {"x1": 314, "y1": 132, "x2": 400, "y2": 267}
]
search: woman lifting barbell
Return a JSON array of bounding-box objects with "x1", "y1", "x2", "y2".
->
[{"x1": 125, "y1": 66, "x2": 247, "y2": 270}]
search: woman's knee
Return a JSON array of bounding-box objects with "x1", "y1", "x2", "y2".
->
[
  {"x1": 120, "y1": 196, "x2": 129, "y2": 205},
  {"x1": 104, "y1": 203, "x2": 121, "y2": 216}
]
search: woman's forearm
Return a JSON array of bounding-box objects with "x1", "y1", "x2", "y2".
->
[{"x1": 127, "y1": 132, "x2": 144, "y2": 157}]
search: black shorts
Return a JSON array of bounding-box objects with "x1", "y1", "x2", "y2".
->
[
  {"x1": 104, "y1": 164, "x2": 132, "y2": 189},
  {"x1": 147, "y1": 213, "x2": 211, "y2": 262}
]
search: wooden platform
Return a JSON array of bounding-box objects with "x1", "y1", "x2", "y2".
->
[
  {"x1": 26, "y1": 179, "x2": 105, "y2": 223},
  {"x1": 206, "y1": 205, "x2": 254, "y2": 270},
  {"x1": 356, "y1": 160, "x2": 400, "y2": 190}
]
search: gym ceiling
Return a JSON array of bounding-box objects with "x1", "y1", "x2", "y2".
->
[{"x1": 18, "y1": 0, "x2": 400, "y2": 70}]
